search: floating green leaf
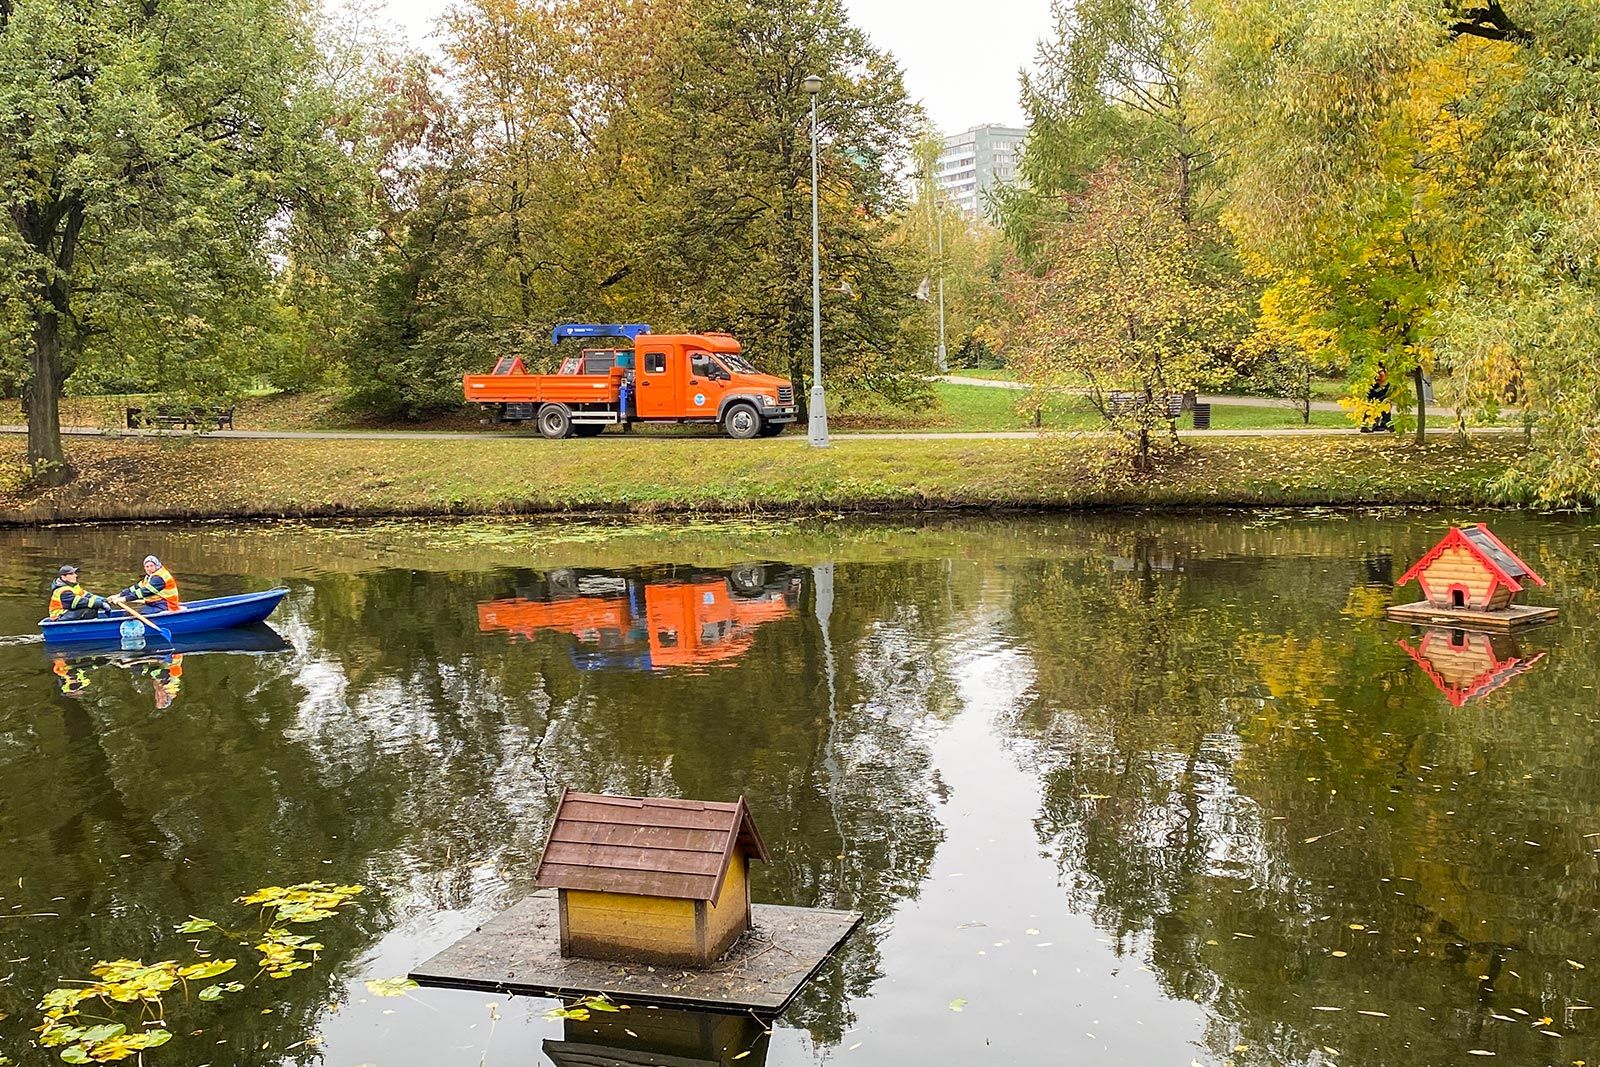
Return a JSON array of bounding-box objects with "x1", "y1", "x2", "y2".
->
[
  {"x1": 178, "y1": 959, "x2": 237, "y2": 981},
  {"x1": 948, "y1": 998, "x2": 968, "y2": 1012},
  {"x1": 198, "y1": 982, "x2": 245, "y2": 1002},
  {"x1": 175, "y1": 917, "x2": 217, "y2": 934},
  {"x1": 364, "y1": 977, "x2": 419, "y2": 998}
]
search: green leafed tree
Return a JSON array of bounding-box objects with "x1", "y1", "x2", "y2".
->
[
  {"x1": 0, "y1": 0, "x2": 346, "y2": 483},
  {"x1": 639, "y1": 0, "x2": 926, "y2": 407},
  {"x1": 1004, "y1": 0, "x2": 1219, "y2": 248},
  {"x1": 345, "y1": 0, "x2": 928, "y2": 418}
]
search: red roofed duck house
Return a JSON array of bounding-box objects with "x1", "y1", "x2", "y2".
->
[
  {"x1": 533, "y1": 790, "x2": 770, "y2": 968},
  {"x1": 1388, "y1": 524, "x2": 1556, "y2": 629}
]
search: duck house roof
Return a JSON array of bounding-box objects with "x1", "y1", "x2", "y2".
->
[
  {"x1": 533, "y1": 790, "x2": 770, "y2": 902},
  {"x1": 1398, "y1": 523, "x2": 1545, "y2": 591}
]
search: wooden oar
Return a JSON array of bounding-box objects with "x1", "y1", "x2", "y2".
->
[{"x1": 112, "y1": 598, "x2": 173, "y2": 642}]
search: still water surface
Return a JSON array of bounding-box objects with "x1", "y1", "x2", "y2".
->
[{"x1": 2, "y1": 513, "x2": 1598, "y2": 1066}]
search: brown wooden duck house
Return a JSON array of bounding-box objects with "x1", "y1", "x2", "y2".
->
[{"x1": 533, "y1": 790, "x2": 771, "y2": 968}]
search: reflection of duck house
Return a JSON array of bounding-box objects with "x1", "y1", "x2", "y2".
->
[
  {"x1": 1386, "y1": 524, "x2": 1557, "y2": 630},
  {"x1": 545, "y1": 1006, "x2": 768, "y2": 1067},
  {"x1": 410, "y1": 790, "x2": 862, "y2": 1015},
  {"x1": 1399, "y1": 629, "x2": 1547, "y2": 707}
]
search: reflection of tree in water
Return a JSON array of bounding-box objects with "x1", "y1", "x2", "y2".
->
[
  {"x1": 0, "y1": 675, "x2": 391, "y2": 1066},
  {"x1": 225, "y1": 560, "x2": 960, "y2": 1044},
  {"x1": 1001, "y1": 527, "x2": 1600, "y2": 1067}
]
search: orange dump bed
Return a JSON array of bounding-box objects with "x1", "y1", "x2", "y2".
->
[{"x1": 464, "y1": 367, "x2": 623, "y2": 405}]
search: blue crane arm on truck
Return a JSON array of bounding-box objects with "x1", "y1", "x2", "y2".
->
[{"x1": 552, "y1": 323, "x2": 652, "y2": 344}]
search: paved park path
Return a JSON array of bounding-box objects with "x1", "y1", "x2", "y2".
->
[
  {"x1": 0, "y1": 423, "x2": 1521, "y2": 442},
  {"x1": 941, "y1": 375, "x2": 1352, "y2": 412}
]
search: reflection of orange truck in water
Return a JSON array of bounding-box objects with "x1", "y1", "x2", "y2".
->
[{"x1": 478, "y1": 565, "x2": 801, "y2": 671}]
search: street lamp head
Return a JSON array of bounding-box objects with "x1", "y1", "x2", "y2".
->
[{"x1": 802, "y1": 74, "x2": 822, "y2": 95}]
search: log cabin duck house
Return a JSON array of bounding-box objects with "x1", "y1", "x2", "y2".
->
[
  {"x1": 533, "y1": 790, "x2": 770, "y2": 968},
  {"x1": 1398, "y1": 524, "x2": 1544, "y2": 611},
  {"x1": 1388, "y1": 524, "x2": 1557, "y2": 629}
]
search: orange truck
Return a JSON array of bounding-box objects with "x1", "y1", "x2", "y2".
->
[{"x1": 463, "y1": 323, "x2": 798, "y2": 439}]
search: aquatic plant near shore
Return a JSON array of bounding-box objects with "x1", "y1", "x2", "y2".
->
[{"x1": 32, "y1": 882, "x2": 363, "y2": 1064}]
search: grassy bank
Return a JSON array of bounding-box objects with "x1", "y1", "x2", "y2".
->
[{"x1": 0, "y1": 432, "x2": 1523, "y2": 525}]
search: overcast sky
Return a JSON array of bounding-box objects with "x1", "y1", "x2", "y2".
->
[{"x1": 374, "y1": 0, "x2": 1048, "y2": 132}]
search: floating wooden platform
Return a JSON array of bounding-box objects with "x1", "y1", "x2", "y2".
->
[
  {"x1": 410, "y1": 890, "x2": 861, "y2": 1015},
  {"x1": 1386, "y1": 601, "x2": 1558, "y2": 631}
]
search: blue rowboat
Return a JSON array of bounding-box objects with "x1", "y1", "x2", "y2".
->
[{"x1": 39, "y1": 588, "x2": 289, "y2": 645}]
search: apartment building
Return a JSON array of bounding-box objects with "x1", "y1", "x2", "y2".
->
[{"x1": 934, "y1": 124, "x2": 1028, "y2": 215}]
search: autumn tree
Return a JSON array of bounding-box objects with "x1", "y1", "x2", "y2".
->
[
  {"x1": 1202, "y1": 0, "x2": 1600, "y2": 480},
  {"x1": 0, "y1": 0, "x2": 349, "y2": 483},
  {"x1": 1010, "y1": 163, "x2": 1245, "y2": 470}
]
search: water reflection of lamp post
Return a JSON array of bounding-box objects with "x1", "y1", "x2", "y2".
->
[
  {"x1": 803, "y1": 73, "x2": 829, "y2": 448},
  {"x1": 813, "y1": 562, "x2": 845, "y2": 850}
]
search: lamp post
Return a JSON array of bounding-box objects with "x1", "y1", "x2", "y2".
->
[
  {"x1": 935, "y1": 202, "x2": 947, "y2": 372},
  {"x1": 803, "y1": 73, "x2": 828, "y2": 448}
]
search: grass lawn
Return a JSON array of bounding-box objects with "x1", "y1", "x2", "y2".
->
[
  {"x1": 943, "y1": 367, "x2": 1016, "y2": 381},
  {"x1": 2, "y1": 432, "x2": 1526, "y2": 524},
  {"x1": 839, "y1": 383, "x2": 1352, "y2": 432}
]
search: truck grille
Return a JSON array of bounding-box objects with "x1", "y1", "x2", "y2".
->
[{"x1": 777, "y1": 386, "x2": 793, "y2": 404}]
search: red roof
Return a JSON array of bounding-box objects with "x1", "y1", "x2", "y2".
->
[
  {"x1": 1397, "y1": 524, "x2": 1546, "y2": 592},
  {"x1": 534, "y1": 790, "x2": 769, "y2": 902}
]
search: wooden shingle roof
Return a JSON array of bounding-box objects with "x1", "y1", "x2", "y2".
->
[{"x1": 534, "y1": 790, "x2": 770, "y2": 902}]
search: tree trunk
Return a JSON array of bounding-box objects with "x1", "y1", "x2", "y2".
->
[
  {"x1": 1413, "y1": 365, "x2": 1427, "y2": 445},
  {"x1": 26, "y1": 308, "x2": 70, "y2": 484}
]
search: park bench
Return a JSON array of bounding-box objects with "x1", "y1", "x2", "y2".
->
[
  {"x1": 1106, "y1": 390, "x2": 1195, "y2": 420},
  {"x1": 126, "y1": 405, "x2": 235, "y2": 431}
]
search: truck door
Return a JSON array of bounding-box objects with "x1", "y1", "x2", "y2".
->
[
  {"x1": 634, "y1": 347, "x2": 678, "y2": 418},
  {"x1": 686, "y1": 350, "x2": 729, "y2": 420}
]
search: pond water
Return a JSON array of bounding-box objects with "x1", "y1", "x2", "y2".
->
[{"x1": 2, "y1": 512, "x2": 1599, "y2": 1067}]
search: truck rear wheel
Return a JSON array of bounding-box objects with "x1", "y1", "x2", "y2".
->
[
  {"x1": 537, "y1": 404, "x2": 573, "y2": 439},
  {"x1": 723, "y1": 403, "x2": 761, "y2": 440}
]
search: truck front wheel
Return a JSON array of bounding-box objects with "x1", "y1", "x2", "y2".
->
[
  {"x1": 723, "y1": 403, "x2": 761, "y2": 440},
  {"x1": 538, "y1": 404, "x2": 573, "y2": 439}
]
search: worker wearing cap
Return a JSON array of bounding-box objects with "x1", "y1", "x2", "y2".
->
[
  {"x1": 48, "y1": 565, "x2": 109, "y2": 620},
  {"x1": 116, "y1": 555, "x2": 181, "y2": 613}
]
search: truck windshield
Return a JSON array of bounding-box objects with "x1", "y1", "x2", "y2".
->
[{"x1": 718, "y1": 354, "x2": 756, "y2": 374}]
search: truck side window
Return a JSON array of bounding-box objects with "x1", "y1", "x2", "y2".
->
[
  {"x1": 644, "y1": 352, "x2": 666, "y2": 373},
  {"x1": 690, "y1": 353, "x2": 713, "y2": 378}
]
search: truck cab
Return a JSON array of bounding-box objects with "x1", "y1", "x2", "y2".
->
[
  {"x1": 463, "y1": 324, "x2": 798, "y2": 439},
  {"x1": 631, "y1": 334, "x2": 795, "y2": 436}
]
